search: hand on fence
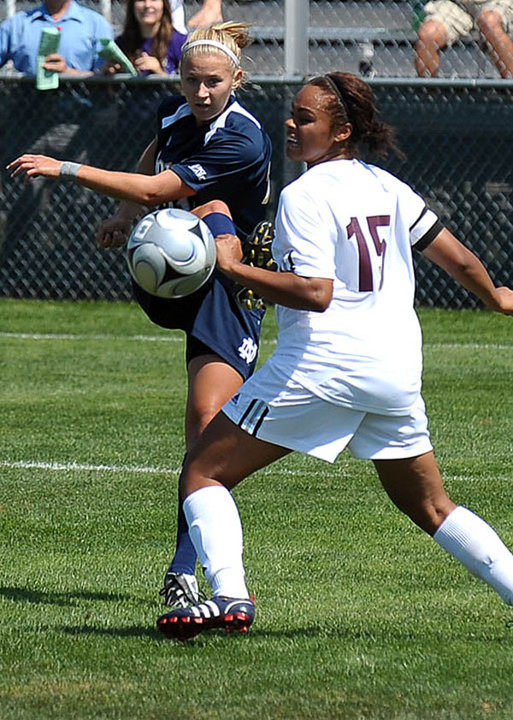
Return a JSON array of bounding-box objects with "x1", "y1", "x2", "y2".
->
[{"x1": 187, "y1": 0, "x2": 223, "y2": 29}]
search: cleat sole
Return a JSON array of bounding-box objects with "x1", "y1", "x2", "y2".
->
[
  {"x1": 157, "y1": 611, "x2": 253, "y2": 641},
  {"x1": 157, "y1": 597, "x2": 255, "y2": 641}
]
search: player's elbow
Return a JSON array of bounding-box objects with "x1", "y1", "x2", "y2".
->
[
  {"x1": 446, "y1": 245, "x2": 478, "y2": 279},
  {"x1": 308, "y1": 296, "x2": 331, "y2": 313},
  {"x1": 137, "y1": 175, "x2": 181, "y2": 207},
  {"x1": 302, "y1": 278, "x2": 333, "y2": 312},
  {"x1": 142, "y1": 191, "x2": 166, "y2": 207},
  {"x1": 141, "y1": 170, "x2": 194, "y2": 207}
]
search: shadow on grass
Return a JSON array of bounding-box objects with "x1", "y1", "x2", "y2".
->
[
  {"x1": 60, "y1": 623, "x2": 404, "y2": 643},
  {"x1": 33, "y1": 621, "x2": 513, "y2": 646},
  {"x1": 57, "y1": 623, "x2": 323, "y2": 643},
  {"x1": 61, "y1": 624, "x2": 160, "y2": 640},
  {"x1": 0, "y1": 585, "x2": 135, "y2": 606}
]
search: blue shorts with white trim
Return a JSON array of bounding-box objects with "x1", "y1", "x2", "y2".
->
[{"x1": 133, "y1": 271, "x2": 264, "y2": 381}]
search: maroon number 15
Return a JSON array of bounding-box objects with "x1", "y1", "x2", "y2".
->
[{"x1": 346, "y1": 215, "x2": 390, "y2": 292}]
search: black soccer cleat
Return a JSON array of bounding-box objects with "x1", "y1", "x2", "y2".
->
[
  {"x1": 159, "y1": 571, "x2": 206, "y2": 608},
  {"x1": 157, "y1": 596, "x2": 255, "y2": 642},
  {"x1": 235, "y1": 220, "x2": 277, "y2": 311},
  {"x1": 242, "y1": 220, "x2": 277, "y2": 271}
]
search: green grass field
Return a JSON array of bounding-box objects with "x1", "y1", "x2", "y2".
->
[{"x1": 1, "y1": 297, "x2": 512, "y2": 719}]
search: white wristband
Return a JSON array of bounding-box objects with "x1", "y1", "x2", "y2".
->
[{"x1": 60, "y1": 161, "x2": 82, "y2": 180}]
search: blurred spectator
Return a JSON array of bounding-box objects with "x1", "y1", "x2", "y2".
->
[
  {"x1": 186, "y1": 0, "x2": 223, "y2": 28},
  {"x1": 104, "y1": 0, "x2": 187, "y2": 76},
  {"x1": 0, "y1": 0, "x2": 114, "y2": 282},
  {"x1": 415, "y1": 0, "x2": 513, "y2": 78},
  {"x1": 0, "y1": 0, "x2": 113, "y2": 76}
]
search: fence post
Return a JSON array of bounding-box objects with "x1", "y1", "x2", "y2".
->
[
  {"x1": 284, "y1": 0, "x2": 309, "y2": 79},
  {"x1": 100, "y1": 0, "x2": 112, "y2": 24}
]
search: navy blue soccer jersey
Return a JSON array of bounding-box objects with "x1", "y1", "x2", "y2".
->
[{"x1": 155, "y1": 94, "x2": 272, "y2": 237}]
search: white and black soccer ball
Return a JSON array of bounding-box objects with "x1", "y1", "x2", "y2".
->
[{"x1": 126, "y1": 208, "x2": 216, "y2": 298}]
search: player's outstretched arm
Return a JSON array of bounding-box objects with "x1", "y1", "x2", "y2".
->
[
  {"x1": 215, "y1": 232, "x2": 333, "y2": 312},
  {"x1": 7, "y1": 150, "x2": 195, "y2": 207},
  {"x1": 422, "y1": 227, "x2": 513, "y2": 315}
]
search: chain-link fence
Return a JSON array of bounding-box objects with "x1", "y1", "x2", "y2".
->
[
  {"x1": 0, "y1": 76, "x2": 512, "y2": 308},
  {"x1": 1, "y1": 0, "x2": 511, "y2": 79}
]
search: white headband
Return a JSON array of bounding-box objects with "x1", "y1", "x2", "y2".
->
[{"x1": 181, "y1": 39, "x2": 240, "y2": 67}]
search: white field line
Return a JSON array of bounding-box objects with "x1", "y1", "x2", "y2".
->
[
  {"x1": 0, "y1": 332, "x2": 183, "y2": 343},
  {"x1": 0, "y1": 331, "x2": 276, "y2": 347},
  {"x1": 1, "y1": 331, "x2": 511, "y2": 351},
  {"x1": 0, "y1": 459, "x2": 180, "y2": 475},
  {"x1": 1, "y1": 332, "x2": 510, "y2": 478},
  {"x1": 426, "y1": 343, "x2": 512, "y2": 351},
  {"x1": 0, "y1": 458, "x2": 324, "y2": 478},
  {"x1": 0, "y1": 459, "x2": 509, "y2": 482}
]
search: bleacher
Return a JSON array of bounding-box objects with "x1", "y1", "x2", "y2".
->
[
  {"x1": 192, "y1": 0, "x2": 497, "y2": 78},
  {"x1": 0, "y1": 0, "x2": 501, "y2": 78}
]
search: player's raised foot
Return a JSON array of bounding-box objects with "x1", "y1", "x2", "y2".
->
[
  {"x1": 159, "y1": 571, "x2": 205, "y2": 608},
  {"x1": 157, "y1": 596, "x2": 255, "y2": 641},
  {"x1": 235, "y1": 220, "x2": 277, "y2": 311}
]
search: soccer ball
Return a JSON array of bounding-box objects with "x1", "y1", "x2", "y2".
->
[{"x1": 126, "y1": 208, "x2": 216, "y2": 298}]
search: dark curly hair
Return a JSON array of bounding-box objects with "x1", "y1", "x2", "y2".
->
[{"x1": 309, "y1": 72, "x2": 404, "y2": 160}]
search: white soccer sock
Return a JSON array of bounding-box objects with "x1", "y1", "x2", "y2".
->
[
  {"x1": 184, "y1": 485, "x2": 249, "y2": 599},
  {"x1": 434, "y1": 505, "x2": 513, "y2": 605}
]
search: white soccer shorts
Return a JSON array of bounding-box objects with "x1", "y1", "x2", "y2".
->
[{"x1": 223, "y1": 364, "x2": 433, "y2": 463}]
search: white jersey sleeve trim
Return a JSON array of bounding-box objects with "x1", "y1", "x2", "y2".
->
[
  {"x1": 161, "y1": 102, "x2": 193, "y2": 129},
  {"x1": 204, "y1": 99, "x2": 262, "y2": 145}
]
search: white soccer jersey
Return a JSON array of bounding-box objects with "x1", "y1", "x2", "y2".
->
[{"x1": 270, "y1": 158, "x2": 442, "y2": 415}]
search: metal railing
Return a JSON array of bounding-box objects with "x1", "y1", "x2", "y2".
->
[{"x1": 1, "y1": 0, "x2": 509, "y2": 79}]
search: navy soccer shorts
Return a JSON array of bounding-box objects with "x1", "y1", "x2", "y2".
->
[{"x1": 132, "y1": 271, "x2": 264, "y2": 380}]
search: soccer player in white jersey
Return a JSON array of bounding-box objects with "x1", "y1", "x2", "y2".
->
[{"x1": 154, "y1": 71, "x2": 513, "y2": 641}]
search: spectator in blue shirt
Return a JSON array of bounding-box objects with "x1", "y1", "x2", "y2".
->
[
  {"x1": 0, "y1": 0, "x2": 113, "y2": 76},
  {"x1": 0, "y1": 0, "x2": 113, "y2": 289}
]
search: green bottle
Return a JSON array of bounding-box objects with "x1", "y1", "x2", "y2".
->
[{"x1": 412, "y1": 0, "x2": 426, "y2": 30}]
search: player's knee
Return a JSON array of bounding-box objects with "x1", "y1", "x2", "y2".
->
[
  {"x1": 400, "y1": 499, "x2": 456, "y2": 536},
  {"x1": 186, "y1": 405, "x2": 217, "y2": 447},
  {"x1": 194, "y1": 199, "x2": 231, "y2": 219},
  {"x1": 178, "y1": 463, "x2": 204, "y2": 499},
  {"x1": 416, "y1": 20, "x2": 446, "y2": 48},
  {"x1": 477, "y1": 9, "x2": 503, "y2": 33}
]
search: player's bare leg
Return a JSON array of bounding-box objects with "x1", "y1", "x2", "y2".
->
[
  {"x1": 161, "y1": 355, "x2": 243, "y2": 608},
  {"x1": 477, "y1": 9, "x2": 513, "y2": 78},
  {"x1": 415, "y1": 19, "x2": 448, "y2": 77},
  {"x1": 374, "y1": 452, "x2": 513, "y2": 605},
  {"x1": 374, "y1": 451, "x2": 455, "y2": 535},
  {"x1": 185, "y1": 355, "x2": 243, "y2": 450}
]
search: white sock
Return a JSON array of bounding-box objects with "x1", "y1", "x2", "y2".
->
[
  {"x1": 184, "y1": 485, "x2": 249, "y2": 599},
  {"x1": 434, "y1": 505, "x2": 513, "y2": 605}
]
